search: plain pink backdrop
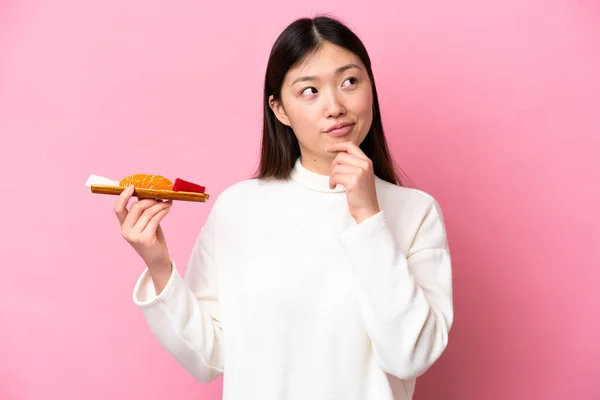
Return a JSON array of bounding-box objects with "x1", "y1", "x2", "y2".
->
[{"x1": 1, "y1": 0, "x2": 599, "y2": 399}]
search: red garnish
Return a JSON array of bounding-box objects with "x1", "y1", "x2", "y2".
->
[{"x1": 173, "y1": 178, "x2": 205, "y2": 193}]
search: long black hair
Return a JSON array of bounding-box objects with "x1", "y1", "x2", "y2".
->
[{"x1": 256, "y1": 15, "x2": 406, "y2": 187}]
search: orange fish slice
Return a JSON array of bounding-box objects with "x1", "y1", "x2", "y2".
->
[{"x1": 119, "y1": 174, "x2": 173, "y2": 190}]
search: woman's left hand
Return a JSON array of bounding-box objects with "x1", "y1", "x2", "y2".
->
[{"x1": 326, "y1": 141, "x2": 380, "y2": 224}]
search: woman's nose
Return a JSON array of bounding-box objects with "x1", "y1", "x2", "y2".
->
[{"x1": 325, "y1": 91, "x2": 346, "y2": 118}]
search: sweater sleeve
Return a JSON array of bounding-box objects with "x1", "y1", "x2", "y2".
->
[
  {"x1": 132, "y1": 205, "x2": 223, "y2": 383},
  {"x1": 337, "y1": 197, "x2": 453, "y2": 380}
]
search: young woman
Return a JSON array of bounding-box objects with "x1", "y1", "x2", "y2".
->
[{"x1": 114, "y1": 15, "x2": 453, "y2": 400}]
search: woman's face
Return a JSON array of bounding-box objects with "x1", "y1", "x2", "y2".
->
[{"x1": 270, "y1": 41, "x2": 374, "y2": 166}]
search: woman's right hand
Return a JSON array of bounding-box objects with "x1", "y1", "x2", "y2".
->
[{"x1": 114, "y1": 185, "x2": 173, "y2": 274}]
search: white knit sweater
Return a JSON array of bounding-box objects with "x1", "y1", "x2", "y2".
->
[{"x1": 133, "y1": 158, "x2": 453, "y2": 399}]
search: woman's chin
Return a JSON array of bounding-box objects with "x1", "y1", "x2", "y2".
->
[{"x1": 325, "y1": 134, "x2": 357, "y2": 145}]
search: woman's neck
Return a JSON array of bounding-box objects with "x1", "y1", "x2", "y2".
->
[
  {"x1": 298, "y1": 152, "x2": 335, "y2": 176},
  {"x1": 290, "y1": 156, "x2": 346, "y2": 193}
]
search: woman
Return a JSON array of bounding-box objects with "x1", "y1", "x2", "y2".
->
[{"x1": 115, "y1": 15, "x2": 453, "y2": 400}]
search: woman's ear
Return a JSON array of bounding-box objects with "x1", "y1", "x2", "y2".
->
[{"x1": 269, "y1": 95, "x2": 291, "y2": 127}]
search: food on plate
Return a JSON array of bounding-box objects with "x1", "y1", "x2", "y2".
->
[
  {"x1": 173, "y1": 178, "x2": 206, "y2": 194},
  {"x1": 119, "y1": 174, "x2": 173, "y2": 190},
  {"x1": 86, "y1": 173, "x2": 209, "y2": 202}
]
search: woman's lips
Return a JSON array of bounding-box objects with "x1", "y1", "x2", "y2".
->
[{"x1": 325, "y1": 123, "x2": 354, "y2": 137}]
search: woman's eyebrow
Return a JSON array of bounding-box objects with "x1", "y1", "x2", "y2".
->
[{"x1": 291, "y1": 63, "x2": 361, "y2": 86}]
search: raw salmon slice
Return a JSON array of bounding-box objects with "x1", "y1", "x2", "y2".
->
[{"x1": 119, "y1": 174, "x2": 173, "y2": 190}]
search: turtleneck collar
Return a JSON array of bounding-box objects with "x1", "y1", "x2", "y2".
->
[{"x1": 289, "y1": 157, "x2": 346, "y2": 193}]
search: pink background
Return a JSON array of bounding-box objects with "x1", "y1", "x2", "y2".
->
[{"x1": 1, "y1": 0, "x2": 599, "y2": 399}]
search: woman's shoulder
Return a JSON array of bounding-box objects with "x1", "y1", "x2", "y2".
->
[
  {"x1": 375, "y1": 177, "x2": 440, "y2": 209},
  {"x1": 210, "y1": 177, "x2": 280, "y2": 210},
  {"x1": 211, "y1": 178, "x2": 257, "y2": 203},
  {"x1": 374, "y1": 178, "x2": 448, "y2": 247},
  {"x1": 219, "y1": 176, "x2": 285, "y2": 197},
  {"x1": 374, "y1": 177, "x2": 447, "y2": 230},
  {"x1": 221, "y1": 177, "x2": 262, "y2": 194}
]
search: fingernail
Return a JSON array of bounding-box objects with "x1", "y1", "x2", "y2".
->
[{"x1": 127, "y1": 185, "x2": 134, "y2": 192}]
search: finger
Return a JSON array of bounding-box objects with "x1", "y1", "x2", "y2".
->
[
  {"x1": 331, "y1": 151, "x2": 369, "y2": 171},
  {"x1": 330, "y1": 164, "x2": 362, "y2": 178},
  {"x1": 330, "y1": 164, "x2": 352, "y2": 189},
  {"x1": 114, "y1": 185, "x2": 135, "y2": 224},
  {"x1": 122, "y1": 199, "x2": 162, "y2": 230},
  {"x1": 131, "y1": 201, "x2": 172, "y2": 234},
  {"x1": 325, "y1": 141, "x2": 368, "y2": 160},
  {"x1": 144, "y1": 205, "x2": 172, "y2": 236},
  {"x1": 329, "y1": 172, "x2": 358, "y2": 190}
]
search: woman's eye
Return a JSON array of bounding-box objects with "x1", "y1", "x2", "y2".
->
[
  {"x1": 301, "y1": 87, "x2": 318, "y2": 95},
  {"x1": 342, "y1": 77, "x2": 358, "y2": 87}
]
